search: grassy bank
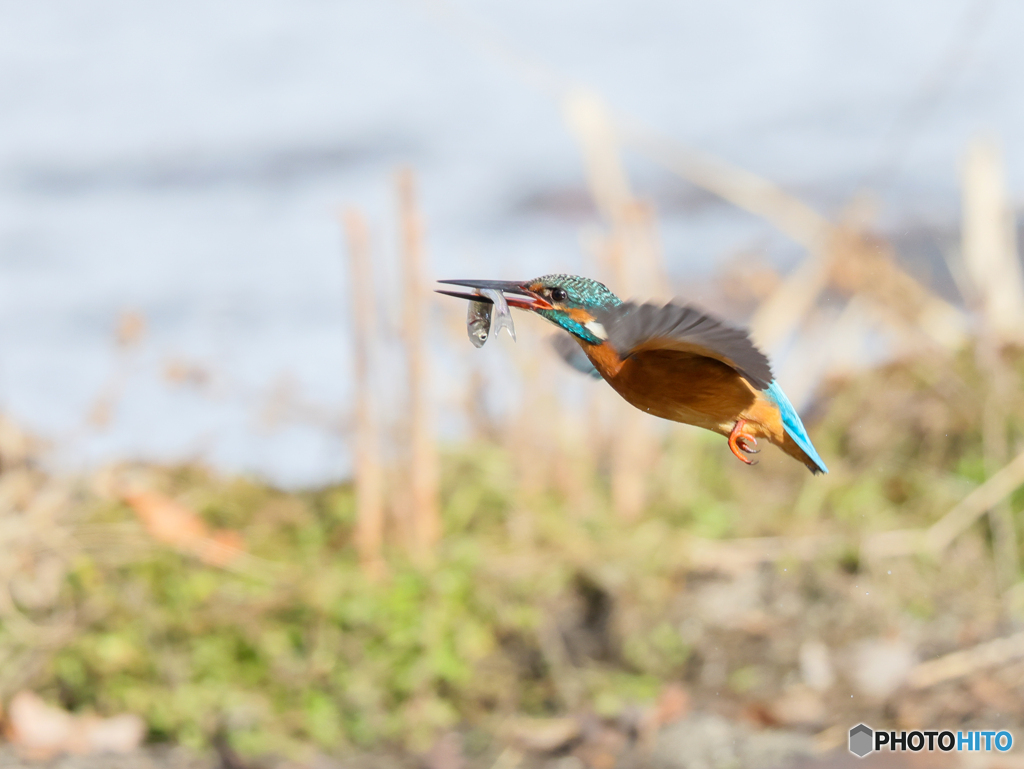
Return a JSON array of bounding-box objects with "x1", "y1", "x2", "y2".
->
[{"x1": 3, "y1": 346, "x2": 1024, "y2": 761}]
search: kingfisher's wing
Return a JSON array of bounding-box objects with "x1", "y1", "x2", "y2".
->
[
  {"x1": 594, "y1": 301, "x2": 773, "y2": 390},
  {"x1": 549, "y1": 333, "x2": 602, "y2": 378}
]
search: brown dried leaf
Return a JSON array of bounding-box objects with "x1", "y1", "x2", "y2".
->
[
  {"x1": 121, "y1": 490, "x2": 244, "y2": 567},
  {"x1": 122, "y1": 490, "x2": 208, "y2": 547}
]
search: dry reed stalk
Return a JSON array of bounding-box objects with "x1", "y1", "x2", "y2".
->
[
  {"x1": 619, "y1": 119, "x2": 832, "y2": 253},
  {"x1": 750, "y1": 257, "x2": 831, "y2": 352},
  {"x1": 599, "y1": 235, "x2": 655, "y2": 519},
  {"x1": 907, "y1": 630, "x2": 1024, "y2": 690},
  {"x1": 862, "y1": 448, "x2": 1024, "y2": 560},
  {"x1": 342, "y1": 209, "x2": 386, "y2": 576},
  {"x1": 396, "y1": 169, "x2": 440, "y2": 559},
  {"x1": 753, "y1": 217, "x2": 968, "y2": 357},
  {"x1": 768, "y1": 307, "x2": 835, "y2": 412},
  {"x1": 618, "y1": 120, "x2": 968, "y2": 354},
  {"x1": 812, "y1": 296, "x2": 873, "y2": 376},
  {"x1": 959, "y1": 140, "x2": 1023, "y2": 585},
  {"x1": 563, "y1": 91, "x2": 665, "y2": 519},
  {"x1": 564, "y1": 94, "x2": 667, "y2": 294},
  {"x1": 608, "y1": 410, "x2": 649, "y2": 519},
  {"x1": 620, "y1": 119, "x2": 832, "y2": 352},
  {"x1": 823, "y1": 223, "x2": 967, "y2": 349},
  {"x1": 961, "y1": 139, "x2": 1024, "y2": 343}
]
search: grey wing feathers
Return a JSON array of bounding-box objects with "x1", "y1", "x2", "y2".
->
[
  {"x1": 550, "y1": 334, "x2": 602, "y2": 379},
  {"x1": 595, "y1": 301, "x2": 773, "y2": 390}
]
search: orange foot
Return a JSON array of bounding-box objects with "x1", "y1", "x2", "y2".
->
[{"x1": 728, "y1": 419, "x2": 760, "y2": 465}]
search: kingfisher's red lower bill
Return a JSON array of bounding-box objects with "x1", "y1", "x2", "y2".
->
[{"x1": 437, "y1": 274, "x2": 828, "y2": 475}]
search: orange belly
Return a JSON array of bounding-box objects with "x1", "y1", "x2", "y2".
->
[{"x1": 582, "y1": 343, "x2": 786, "y2": 443}]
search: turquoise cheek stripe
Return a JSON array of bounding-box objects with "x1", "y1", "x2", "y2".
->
[{"x1": 537, "y1": 309, "x2": 604, "y2": 345}]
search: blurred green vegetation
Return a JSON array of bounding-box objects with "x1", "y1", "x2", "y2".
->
[{"x1": 12, "y1": 347, "x2": 1024, "y2": 759}]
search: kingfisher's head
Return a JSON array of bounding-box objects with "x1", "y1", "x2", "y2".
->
[{"x1": 437, "y1": 274, "x2": 621, "y2": 344}]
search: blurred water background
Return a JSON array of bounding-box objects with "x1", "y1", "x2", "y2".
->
[
  {"x1": 2, "y1": 0, "x2": 1023, "y2": 485},
  {"x1": 7, "y1": 4, "x2": 1024, "y2": 764}
]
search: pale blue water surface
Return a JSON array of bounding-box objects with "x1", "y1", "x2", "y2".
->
[{"x1": 1, "y1": 0, "x2": 1021, "y2": 484}]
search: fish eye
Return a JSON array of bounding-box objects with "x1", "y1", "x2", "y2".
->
[{"x1": 550, "y1": 288, "x2": 568, "y2": 302}]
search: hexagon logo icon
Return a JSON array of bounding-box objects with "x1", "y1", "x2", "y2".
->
[{"x1": 849, "y1": 724, "x2": 874, "y2": 758}]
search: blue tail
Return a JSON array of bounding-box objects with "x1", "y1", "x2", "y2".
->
[{"x1": 765, "y1": 381, "x2": 828, "y2": 474}]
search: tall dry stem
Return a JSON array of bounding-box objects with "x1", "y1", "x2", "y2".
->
[
  {"x1": 563, "y1": 90, "x2": 665, "y2": 520},
  {"x1": 960, "y1": 138, "x2": 1023, "y2": 585},
  {"x1": 962, "y1": 139, "x2": 1024, "y2": 344},
  {"x1": 620, "y1": 119, "x2": 967, "y2": 354},
  {"x1": 397, "y1": 168, "x2": 441, "y2": 559},
  {"x1": 342, "y1": 209, "x2": 385, "y2": 577}
]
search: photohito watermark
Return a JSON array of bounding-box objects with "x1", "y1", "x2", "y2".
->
[{"x1": 849, "y1": 724, "x2": 1013, "y2": 758}]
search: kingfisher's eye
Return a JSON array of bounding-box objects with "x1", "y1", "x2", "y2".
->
[{"x1": 550, "y1": 288, "x2": 568, "y2": 302}]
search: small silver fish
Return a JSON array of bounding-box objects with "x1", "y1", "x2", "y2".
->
[
  {"x1": 480, "y1": 288, "x2": 516, "y2": 342},
  {"x1": 465, "y1": 288, "x2": 516, "y2": 347},
  {"x1": 467, "y1": 300, "x2": 492, "y2": 348}
]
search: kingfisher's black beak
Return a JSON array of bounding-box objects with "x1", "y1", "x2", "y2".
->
[{"x1": 435, "y1": 279, "x2": 554, "y2": 310}]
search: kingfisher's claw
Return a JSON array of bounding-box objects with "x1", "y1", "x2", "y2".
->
[
  {"x1": 728, "y1": 420, "x2": 759, "y2": 466},
  {"x1": 736, "y1": 436, "x2": 759, "y2": 454}
]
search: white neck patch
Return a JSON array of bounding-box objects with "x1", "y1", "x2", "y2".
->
[{"x1": 584, "y1": 320, "x2": 608, "y2": 340}]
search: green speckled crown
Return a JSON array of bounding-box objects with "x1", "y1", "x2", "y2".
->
[
  {"x1": 530, "y1": 274, "x2": 622, "y2": 309},
  {"x1": 528, "y1": 274, "x2": 621, "y2": 344}
]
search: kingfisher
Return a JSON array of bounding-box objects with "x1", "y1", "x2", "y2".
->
[{"x1": 438, "y1": 274, "x2": 828, "y2": 474}]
